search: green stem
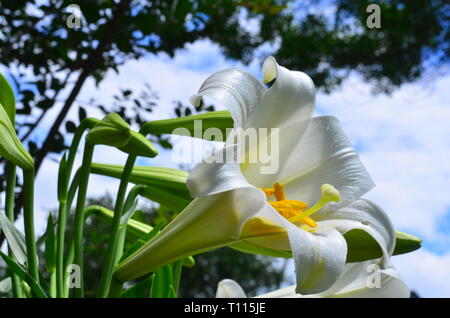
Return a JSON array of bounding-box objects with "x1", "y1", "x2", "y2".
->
[
  {"x1": 55, "y1": 201, "x2": 66, "y2": 298},
  {"x1": 23, "y1": 168, "x2": 39, "y2": 286},
  {"x1": 5, "y1": 163, "x2": 24, "y2": 298},
  {"x1": 97, "y1": 155, "x2": 136, "y2": 297},
  {"x1": 62, "y1": 205, "x2": 104, "y2": 297},
  {"x1": 50, "y1": 271, "x2": 56, "y2": 298},
  {"x1": 115, "y1": 185, "x2": 145, "y2": 263},
  {"x1": 72, "y1": 143, "x2": 94, "y2": 298},
  {"x1": 172, "y1": 261, "x2": 183, "y2": 297},
  {"x1": 56, "y1": 119, "x2": 97, "y2": 298},
  {"x1": 108, "y1": 277, "x2": 124, "y2": 298},
  {"x1": 56, "y1": 168, "x2": 81, "y2": 298}
]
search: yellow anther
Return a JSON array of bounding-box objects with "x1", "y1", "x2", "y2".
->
[
  {"x1": 321, "y1": 184, "x2": 341, "y2": 203},
  {"x1": 290, "y1": 184, "x2": 341, "y2": 223},
  {"x1": 259, "y1": 187, "x2": 275, "y2": 198},
  {"x1": 274, "y1": 183, "x2": 286, "y2": 201},
  {"x1": 261, "y1": 183, "x2": 336, "y2": 229}
]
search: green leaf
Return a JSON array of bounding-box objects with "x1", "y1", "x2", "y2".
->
[
  {"x1": 121, "y1": 277, "x2": 151, "y2": 298},
  {"x1": 0, "y1": 72, "x2": 16, "y2": 123},
  {"x1": 0, "y1": 277, "x2": 12, "y2": 294},
  {"x1": 0, "y1": 251, "x2": 48, "y2": 298},
  {"x1": 141, "y1": 110, "x2": 234, "y2": 141},
  {"x1": 44, "y1": 215, "x2": 57, "y2": 273},
  {"x1": 120, "y1": 199, "x2": 139, "y2": 227},
  {"x1": 57, "y1": 153, "x2": 68, "y2": 202},
  {"x1": 91, "y1": 205, "x2": 153, "y2": 241},
  {"x1": 120, "y1": 222, "x2": 163, "y2": 261},
  {"x1": 0, "y1": 212, "x2": 27, "y2": 265},
  {"x1": 150, "y1": 264, "x2": 174, "y2": 298}
]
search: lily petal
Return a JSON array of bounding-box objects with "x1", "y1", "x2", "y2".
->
[
  {"x1": 285, "y1": 222, "x2": 348, "y2": 294},
  {"x1": 316, "y1": 199, "x2": 396, "y2": 265},
  {"x1": 190, "y1": 69, "x2": 265, "y2": 129},
  {"x1": 243, "y1": 116, "x2": 374, "y2": 208},
  {"x1": 189, "y1": 57, "x2": 315, "y2": 131},
  {"x1": 317, "y1": 261, "x2": 410, "y2": 298},
  {"x1": 253, "y1": 261, "x2": 409, "y2": 298},
  {"x1": 216, "y1": 279, "x2": 247, "y2": 298},
  {"x1": 114, "y1": 187, "x2": 266, "y2": 282},
  {"x1": 246, "y1": 56, "x2": 315, "y2": 130},
  {"x1": 187, "y1": 144, "x2": 251, "y2": 197},
  {"x1": 242, "y1": 203, "x2": 347, "y2": 295}
]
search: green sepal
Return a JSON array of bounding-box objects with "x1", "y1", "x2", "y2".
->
[{"x1": 141, "y1": 110, "x2": 234, "y2": 141}]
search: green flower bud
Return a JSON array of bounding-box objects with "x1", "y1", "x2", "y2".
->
[
  {"x1": 0, "y1": 72, "x2": 16, "y2": 123},
  {"x1": 0, "y1": 104, "x2": 34, "y2": 170},
  {"x1": 86, "y1": 113, "x2": 158, "y2": 158},
  {"x1": 141, "y1": 110, "x2": 234, "y2": 141},
  {"x1": 118, "y1": 130, "x2": 158, "y2": 158}
]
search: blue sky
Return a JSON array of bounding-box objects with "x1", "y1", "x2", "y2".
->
[{"x1": 4, "y1": 38, "x2": 450, "y2": 297}]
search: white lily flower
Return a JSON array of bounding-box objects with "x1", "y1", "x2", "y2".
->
[
  {"x1": 216, "y1": 261, "x2": 410, "y2": 298},
  {"x1": 115, "y1": 57, "x2": 394, "y2": 295}
]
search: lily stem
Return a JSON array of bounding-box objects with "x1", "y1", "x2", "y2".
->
[
  {"x1": 72, "y1": 143, "x2": 95, "y2": 298},
  {"x1": 5, "y1": 162, "x2": 24, "y2": 298},
  {"x1": 23, "y1": 168, "x2": 39, "y2": 285},
  {"x1": 56, "y1": 118, "x2": 98, "y2": 298},
  {"x1": 97, "y1": 155, "x2": 136, "y2": 298}
]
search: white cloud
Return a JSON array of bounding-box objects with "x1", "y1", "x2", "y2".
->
[
  {"x1": 393, "y1": 250, "x2": 450, "y2": 297},
  {"x1": 317, "y1": 73, "x2": 450, "y2": 242}
]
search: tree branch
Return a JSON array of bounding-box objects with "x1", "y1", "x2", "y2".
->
[{"x1": 33, "y1": 0, "x2": 132, "y2": 174}]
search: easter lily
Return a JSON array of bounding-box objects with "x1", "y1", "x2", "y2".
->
[
  {"x1": 216, "y1": 260, "x2": 410, "y2": 298},
  {"x1": 115, "y1": 57, "x2": 393, "y2": 294}
]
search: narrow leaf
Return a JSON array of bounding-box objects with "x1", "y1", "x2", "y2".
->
[
  {"x1": 44, "y1": 215, "x2": 57, "y2": 273},
  {"x1": 0, "y1": 212, "x2": 27, "y2": 265},
  {"x1": 0, "y1": 251, "x2": 48, "y2": 298}
]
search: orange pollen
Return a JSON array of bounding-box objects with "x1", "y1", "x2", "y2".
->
[{"x1": 260, "y1": 184, "x2": 317, "y2": 228}]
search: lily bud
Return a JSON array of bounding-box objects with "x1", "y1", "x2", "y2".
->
[
  {"x1": 0, "y1": 104, "x2": 34, "y2": 170},
  {"x1": 0, "y1": 72, "x2": 16, "y2": 123},
  {"x1": 141, "y1": 110, "x2": 234, "y2": 141},
  {"x1": 86, "y1": 113, "x2": 158, "y2": 158},
  {"x1": 118, "y1": 130, "x2": 158, "y2": 158}
]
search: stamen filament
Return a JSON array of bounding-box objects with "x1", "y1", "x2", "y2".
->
[
  {"x1": 289, "y1": 184, "x2": 340, "y2": 222},
  {"x1": 260, "y1": 183, "x2": 339, "y2": 229}
]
